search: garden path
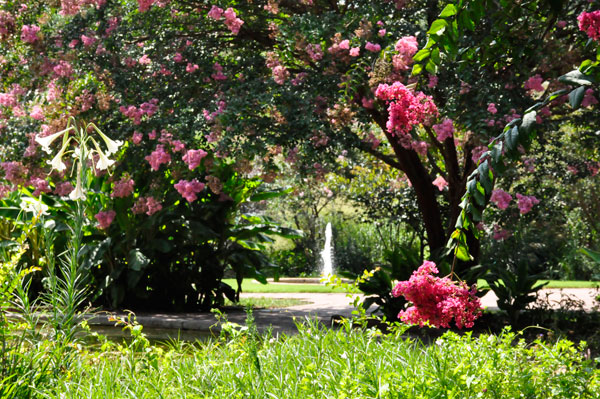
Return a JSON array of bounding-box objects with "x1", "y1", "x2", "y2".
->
[{"x1": 87, "y1": 288, "x2": 599, "y2": 340}]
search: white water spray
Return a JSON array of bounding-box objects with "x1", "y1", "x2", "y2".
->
[{"x1": 320, "y1": 222, "x2": 334, "y2": 278}]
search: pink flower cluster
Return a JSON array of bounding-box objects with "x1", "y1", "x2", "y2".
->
[
  {"x1": 490, "y1": 189, "x2": 512, "y2": 210},
  {"x1": 30, "y1": 105, "x2": 44, "y2": 120},
  {"x1": 182, "y1": 149, "x2": 208, "y2": 170},
  {"x1": 145, "y1": 145, "x2": 171, "y2": 171},
  {"x1": 432, "y1": 118, "x2": 454, "y2": 142},
  {"x1": 207, "y1": 6, "x2": 244, "y2": 35},
  {"x1": 393, "y1": 36, "x2": 418, "y2": 70},
  {"x1": 137, "y1": 0, "x2": 156, "y2": 12},
  {"x1": 54, "y1": 181, "x2": 74, "y2": 196},
  {"x1": 516, "y1": 193, "x2": 539, "y2": 215},
  {"x1": 392, "y1": 261, "x2": 482, "y2": 329},
  {"x1": 524, "y1": 74, "x2": 544, "y2": 92},
  {"x1": 0, "y1": 11, "x2": 15, "y2": 38},
  {"x1": 132, "y1": 196, "x2": 162, "y2": 215},
  {"x1": 365, "y1": 42, "x2": 381, "y2": 52},
  {"x1": 306, "y1": 43, "x2": 323, "y2": 61},
  {"x1": 582, "y1": 88, "x2": 598, "y2": 107},
  {"x1": 432, "y1": 176, "x2": 448, "y2": 191},
  {"x1": 95, "y1": 210, "x2": 116, "y2": 229},
  {"x1": 211, "y1": 62, "x2": 227, "y2": 80},
  {"x1": 112, "y1": 177, "x2": 135, "y2": 198},
  {"x1": 21, "y1": 25, "x2": 40, "y2": 44},
  {"x1": 174, "y1": 179, "x2": 205, "y2": 202},
  {"x1": 60, "y1": 0, "x2": 106, "y2": 15},
  {"x1": 578, "y1": 10, "x2": 600, "y2": 41},
  {"x1": 30, "y1": 177, "x2": 51, "y2": 196},
  {"x1": 119, "y1": 99, "x2": 158, "y2": 125},
  {"x1": 53, "y1": 60, "x2": 74, "y2": 78},
  {"x1": 2, "y1": 161, "x2": 27, "y2": 184},
  {"x1": 375, "y1": 82, "x2": 438, "y2": 138},
  {"x1": 493, "y1": 224, "x2": 511, "y2": 241}
]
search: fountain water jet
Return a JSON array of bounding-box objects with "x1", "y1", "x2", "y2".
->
[{"x1": 320, "y1": 222, "x2": 334, "y2": 278}]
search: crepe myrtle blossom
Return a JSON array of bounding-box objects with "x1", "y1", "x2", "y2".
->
[
  {"x1": 182, "y1": 149, "x2": 207, "y2": 170},
  {"x1": 392, "y1": 261, "x2": 482, "y2": 329},
  {"x1": 490, "y1": 189, "x2": 512, "y2": 210},
  {"x1": 95, "y1": 210, "x2": 116, "y2": 229},
  {"x1": 578, "y1": 10, "x2": 600, "y2": 41},
  {"x1": 375, "y1": 82, "x2": 438, "y2": 138},
  {"x1": 174, "y1": 179, "x2": 205, "y2": 202},
  {"x1": 516, "y1": 193, "x2": 539, "y2": 215},
  {"x1": 432, "y1": 175, "x2": 448, "y2": 191}
]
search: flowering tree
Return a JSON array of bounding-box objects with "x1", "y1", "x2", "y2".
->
[{"x1": 0, "y1": 0, "x2": 597, "y2": 308}]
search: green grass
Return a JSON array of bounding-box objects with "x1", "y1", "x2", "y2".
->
[
  {"x1": 477, "y1": 279, "x2": 600, "y2": 289},
  {"x1": 38, "y1": 321, "x2": 600, "y2": 398},
  {"x1": 223, "y1": 278, "x2": 350, "y2": 293},
  {"x1": 224, "y1": 297, "x2": 309, "y2": 308},
  {"x1": 225, "y1": 278, "x2": 600, "y2": 294}
]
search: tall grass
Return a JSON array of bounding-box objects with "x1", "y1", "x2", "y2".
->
[{"x1": 41, "y1": 320, "x2": 599, "y2": 398}]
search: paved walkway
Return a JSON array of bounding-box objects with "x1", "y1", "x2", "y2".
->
[{"x1": 86, "y1": 288, "x2": 599, "y2": 340}]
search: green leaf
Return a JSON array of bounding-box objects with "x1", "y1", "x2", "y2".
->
[
  {"x1": 412, "y1": 49, "x2": 431, "y2": 62},
  {"x1": 411, "y1": 63, "x2": 424, "y2": 76},
  {"x1": 490, "y1": 142, "x2": 503, "y2": 164},
  {"x1": 520, "y1": 111, "x2": 537, "y2": 135},
  {"x1": 425, "y1": 59, "x2": 438, "y2": 74},
  {"x1": 127, "y1": 249, "x2": 150, "y2": 272},
  {"x1": 455, "y1": 243, "x2": 471, "y2": 261},
  {"x1": 458, "y1": 10, "x2": 476, "y2": 31},
  {"x1": 504, "y1": 126, "x2": 519, "y2": 154},
  {"x1": 558, "y1": 69, "x2": 594, "y2": 86},
  {"x1": 431, "y1": 48, "x2": 441, "y2": 65},
  {"x1": 439, "y1": 4, "x2": 458, "y2": 17},
  {"x1": 579, "y1": 248, "x2": 600, "y2": 264},
  {"x1": 427, "y1": 19, "x2": 448, "y2": 36},
  {"x1": 249, "y1": 187, "x2": 292, "y2": 202},
  {"x1": 568, "y1": 86, "x2": 586, "y2": 109},
  {"x1": 478, "y1": 160, "x2": 492, "y2": 193}
]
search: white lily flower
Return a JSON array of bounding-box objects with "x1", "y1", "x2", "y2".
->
[
  {"x1": 20, "y1": 196, "x2": 49, "y2": 216},
  {"x1": 93, "y1": 125, "x2": 123, "y2": 156},
  {"x1": 48, "y1": 137, "x2": 71, "y2": 172},
  {"x1": 35, "y1": 130, "x2": 67, "y2": 154},
  {"x1": 69, "y1": 168, "x2": 86, "y2": 201},
  {"x1": 91, "y1": 138, "x2": 115, "y2": 170}
]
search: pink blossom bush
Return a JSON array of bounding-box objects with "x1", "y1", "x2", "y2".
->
[
  {"x1": 375, "y1": 82, "x2": 438, "y2": 141},
  {"x1": 21, "y1": 25, "x2": 40, "y2": 44},
  {"x1": 487, "y1": 103, "x2": 497, "y2": 114},
  {"x1": 490, "y1": 189, "x2": 512, "y2": 210},
  {"x1": 54, "y1": 181, "x2": 74, "y2": 196},
  {"x1": 524, "y1": 74, "x2": 544, "y2": 92},
  {"x1": 145, "y1": 145, "x2": 171, "y2": 171},
  {"x1": 182, "y1": 149, "x2": 207, "y2": 170},
  {"x1": 132, "y1": 196, "x2": 162, "y2": 216},
  {"x1": 432, "y1": 176, "x2": 448, "y2": 191},
  {"x1": 516, "y1": 193, "x2": 539, "y2": 214},
  {"x1": 112, "y1": 177, "x2": 135, "y2": 198},
  {"x1": 95, "y1": 210, "x2": 116, "y2": 229},
  {"x1": 174, "y1": 179, "x2": 205, "y2": 202},
  {"x1": 365, "y1": 42, "x2": 381, "y2": 52},
  {"x1": 432, "y1": 118, "x2": 454, "y2": 142},
  {"x1": 578, "y1": 10, "x2": 600, "y2": 41},
  {"x1": 392, "y1": 36, "x2": 418, "y2": 70},
  {"x1": 582, "y1": 88, "x2": 598, "y2": 107},
  {"x1": 391, "y1": 261, "x2": 482, "y2": 329}
]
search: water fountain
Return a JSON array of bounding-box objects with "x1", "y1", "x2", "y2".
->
[{"x1": 320, "y1": 222, "x2": 334, "y2": 278}]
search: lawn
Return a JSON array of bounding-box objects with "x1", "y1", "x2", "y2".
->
[{"x1": 224, "y1": 278, "x2": 600, "y2": 294}]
